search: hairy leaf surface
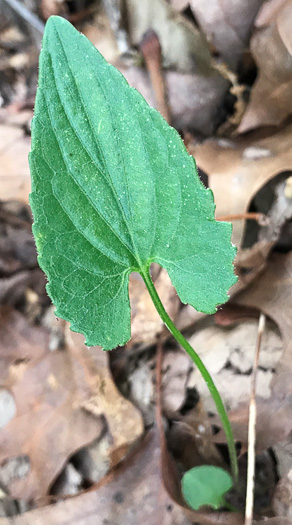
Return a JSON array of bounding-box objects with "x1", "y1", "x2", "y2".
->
[{"x1": 29, "y1": 16, "x2": 237, "y2": 349}]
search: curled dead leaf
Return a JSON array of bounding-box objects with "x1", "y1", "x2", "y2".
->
[
  {"x1": 214, "y1": 253, "x2": 292, "y2": 453},
  {"x1": 123, "y1": 0, "x2": 213, "y2": 73},
  {"x1": 189, "y1": 0, "x2": 264, "y2": 69},
  {"x1": 0, "y1": 325, "x2": 143, "y2": 500},
  {"x1": 0, "y1": 430, "x2": 191, "y2": 525},
  {"x1": 66, "y1": 330, "x2": 144, "y2": 469},
  {"x1": 238, "y1": 0, "x2": 292, "y2": 132},
  {"x1": 190, "y1": 123, "x2": 292, "y2": 249}
]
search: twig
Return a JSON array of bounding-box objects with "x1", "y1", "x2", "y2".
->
[
  {"x1": 155, "y1": 339, "x2": 164, "y2": 437},
  {"x1": 245, "y1": 313, "x2": 266, "y2": 525},
  {"x1": 217, "y1": 212, "x2": 268, "y2": 225},
  {"x1": 139, "y1": 30, "x2": 171, "y2": 124}
]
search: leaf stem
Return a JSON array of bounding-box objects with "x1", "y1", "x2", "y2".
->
[{"x1": 141, "y1": 268, "x2": 239, "y2": 483}]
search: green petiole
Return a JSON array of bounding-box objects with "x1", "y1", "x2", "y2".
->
[{"x1": 141, "y1": 267, "x2": 239, "y2": 483}]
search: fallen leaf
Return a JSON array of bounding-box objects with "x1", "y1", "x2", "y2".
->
[
  {"x1": 255, "y1": 519, "x2": 292, "y2": 524},
  {"x1": 0, "y1": 201, "x2": 36, "y2": 276},
  {"x1": 273, "y1": 468, "x2": 292, "y2": 519},
  {"x1": 82, "y1": 7, "x2": 120, "y2": 64},
  {"x1": 213, "y1": 397, "x2": 292, "y2": 455},
  {"x1": 41, "y1": 0, "x2": 67, "y2": 20},
  {"x1": 238, "y1": 0, "x2": 292, "y2": 132},
  {"x1": 123, "y1": 0, "x2": 213, "y2": 73},
  {"x1": 235, "y1": 252, "x2": 292, "y2": 396},
  {"x1": 120, "y1": 65, "x2": 229, "y2": 136},
  {"x1": 168, "y1": 416, "x2": 224, "y2": 471},
  {"x1": 170, "y1": 0, "x2": 190, "y2": 11},
  {"x1": 255, "y1": 0, "x2": 290, "y2": 26},
  {"x1": 0, "y1": 352, "x2": 103, "y2": 500},
  {"x1": 214, "y1": 304, "x2": 260, "y2": 326},
  {"x1": 0, "y1": 328, "x2": 143, "y2": 500},
  {"x1": 189, "y1": 123, "x2": 292, "y2": 248},
  {"x1": 0, "y1": 431, "x2": 192, "y2": 525},
  {"x1": 67, "y1": 331, "x2": 144, "y2": 469},
  {"x1": 214, "y1": 253, "x2": 292, "y2": 451},
  {"x1": 0, "y1": 272, "x2": 31, "y2": 306},
  {"x1": 189, "y1": 0, "x2": 264, "y2": 69},
  {"x1": 116, "y1": 0, "x2": 234, "y2": 136},
  {"x1": 186, "y1": 317, "x2": 282, "y2": 411},
  {"x1": 0, "y1": 306, "x2": 48, "y2": 382},
  {"x1": 254, "y1": 173, "x2": 292, "y2": 247},
  {"x1": 161, "y1": 349, "x2": 191, "y2": 413},
  {"x1": 0, "y1": 124, "x2": 31, "y2": 203}
]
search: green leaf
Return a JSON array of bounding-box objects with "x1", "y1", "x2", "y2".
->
[
  {"x1": 29, "y1": 16, "x2": 237, "y2": 349},
  {"x1": 182, "y1": 465, "x2": 233, "y2": 510}
]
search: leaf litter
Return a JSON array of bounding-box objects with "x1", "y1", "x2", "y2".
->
[
  {"x1": 1, "y1": 0, "x2": 292, "y2": 523},
  {"x1": 238, "y1": 0, "x2": 292, "y2": 132}
]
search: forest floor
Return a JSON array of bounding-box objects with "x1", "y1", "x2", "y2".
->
[{"x1": 0, "y1": 1, "x2": 292, "y2": 524}]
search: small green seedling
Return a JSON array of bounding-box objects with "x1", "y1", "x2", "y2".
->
[
  {"x1": 182, "y1": 466, "x2": 233, "y2": 510},
  {"x1": 29, "y1": 16, "x2": 238, "y2": 511}
]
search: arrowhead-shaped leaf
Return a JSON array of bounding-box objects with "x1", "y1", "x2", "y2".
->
[{"x1": 29, "y1": 16, "x2": 236, "y2": 349}]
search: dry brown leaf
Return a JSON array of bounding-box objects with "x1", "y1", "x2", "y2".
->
[
  {"x1": 256, "y1": 0, "x2": 291, "y2": 26},
  {"x1": 67, "y1": 331, "x2": 144, "y2": 468},
  {"x1": 238, "y1": 0, "x2": 292, "y2": 132},
  {"x1": 236, "y1": 252, "x2": 292, "y2": 396},
  {"x1": 41, "y1": 0, "x2": 67, "y2": 20},
  {"x1": 119, "y1": 0, "x2": 236, "y2": 135},
  {"x1": 0, "y1": 328, "x2": 143, "y2": 500},
  {"x1": 0, "y1": 124, "x2": 31, "y2": 203},
  {"x1": 170, "y1": 0, "x2": 190, "y2": 10},
  {"x1": 123, "y1": 0, "x2": 213, "y2": 73},
  {"x1": 82, "y1": 7, "x2": 120, "y2": 64},
  {"x1": 214, "y1": 304, "x2": 260, "y2": 326},
  {"x1": 0, "y1": 352, "x2": 104, "y2": 500},
  {"x1": 214, "y1": 397, "x2": 292, "y2": 455},
  {"x1": 0, "y1": 306, "x2": 48, "y2": 382},
  {"x1": 255, "y1": 519, "x2": 292, "y2": 524},
  {"x1": 0, "y1": 271, "x2": 31, "y2": 306},
  {"x1": 189, "y1": 0, "x2": 264, "y2": 69},
  {"x1": 186, "y1": 316, "x2": 282, "y2": 413},
  {"x1": 0, "y1": 201, "x2": 36, "y2": 275},
  {"x1": 168, "y1": 414, "x2": 224, "y2": 470},
  {"x1": 0, "y1": 430, "x2": 191, "y2": 525},
  {"x1": 120, "y1": 64, "x2": 228, "y2": 136},
  {"x1": 214, "y1": 253, "x2": 292, "y2": 452},
  {"x1": 273, "y1": 468, "x2": 292, "y2": 519},
  {"x1": 190, "y1": 123, "x2": 292, "y2": 248}
]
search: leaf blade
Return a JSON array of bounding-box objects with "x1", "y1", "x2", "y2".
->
[{"x1": 30, "y1": 16, "x2": 237, "y2": 348}]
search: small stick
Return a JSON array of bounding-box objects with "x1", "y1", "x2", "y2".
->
[
  {"x1": 155, "y1": 339, "x2": 164, "y2": 436},
  {"x1": 217, "y1": 212, "x2": 268, "y2": 225},
  {"x1": 140, "y1": 30, "x2": 171, "y2": 124},
  {"x1": 245, "y1": 313, "x2": 266, "y2": 525}
]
